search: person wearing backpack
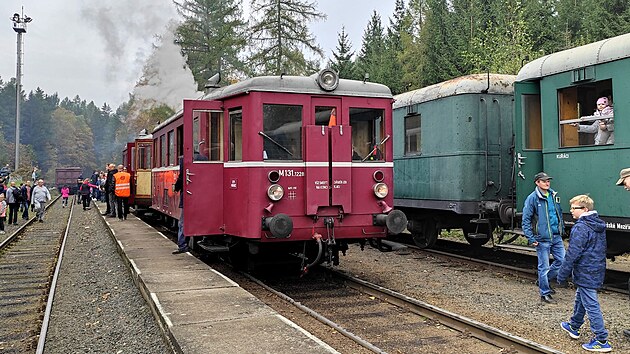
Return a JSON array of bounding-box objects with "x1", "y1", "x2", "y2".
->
[{"x1": 6, "y1": 181, "x2": 22, "y2": 225}]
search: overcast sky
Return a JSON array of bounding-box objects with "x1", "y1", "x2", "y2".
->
[{"x1": 0, "y1": 1, "x2": 396, "y2": 110}]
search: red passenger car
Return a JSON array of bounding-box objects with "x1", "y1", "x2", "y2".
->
[
  {"x1": 122, "y1": 131, "x2": 153, "y2": 211},
  {"x1": 151, "y1": 70, "x2": 406, "y2": 268}
]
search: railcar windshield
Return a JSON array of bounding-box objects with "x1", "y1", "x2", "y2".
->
[
  {"x1": 350, "y1": 108, "x2": 385, "y2": 161},
  {"x1": 137, "y1": 143, "x2": 151, "y2": 169},
  {"x1": 558, "y1": 79, "x2": 613, "y2": 147},
  {"x1": 262, "y1": 104, "x2": 302, "y2": 160}
]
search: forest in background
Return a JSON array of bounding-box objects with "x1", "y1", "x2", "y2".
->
[{"x1": 1, "y1": 0, "x2": 629, "y2": 180}]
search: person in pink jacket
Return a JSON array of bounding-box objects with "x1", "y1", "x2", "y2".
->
[{"x1": 61, "y1": 185, "x2": 70, "y2": 208}]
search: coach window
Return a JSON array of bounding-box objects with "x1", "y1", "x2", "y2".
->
[
  {"x1": 160, "y1": 135, "x2": 167, "y2": 167},
  {"x1": 522, "y1": 94, "x2": 542, "y2": 150},
  {"x1": 208, "y1": 112, "x2": 223, "y2": 161},
  {"x1": 138, "y1": 143, "x2": 151, "y2": 169},
  {"x1": 176, "y1": 125, "x2": 183, "y2": 161},
  {"x1": 262, "y1": 104, "x2": 302, "y2": 160},
  {"x1": 229, "y1": 109, "x2": 243, "y2": 161},
  {"x1": 559, "y1": 80, "x2": 613, "y2": 147},
  {"x1": 167, "y1": 130, "x2": 175, "y2": 166},
  {"x1": 350, "y1": 108, "x2": 385, "y2": 161},
  {"x1": 404, "y1": 114, "x2": 421, "y2": 155}
]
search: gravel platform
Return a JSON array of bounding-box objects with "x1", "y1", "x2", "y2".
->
[
  {"x1": 338, "y1": 243, "x2": 630, "y2": 353},
  {"x1": 43, "y1": 202, "x2": 171, "y2": 353}
]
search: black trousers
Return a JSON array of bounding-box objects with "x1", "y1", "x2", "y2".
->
[
  {"x1": 116, "y1": 197, "x2": 129, "y2": 219},
  {"x1": 82, "y1": 195, "x2": 91, "y2": 209},
  {"x1": 8, "y1": 202, "x2": 19, "y2": 224}
]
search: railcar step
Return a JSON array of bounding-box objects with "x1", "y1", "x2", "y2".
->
[
  {"x1": 470, "y1": 219, "x2": 491, "y2": 224},
  {"x1": 466, "y1": 233, "x2": 489, "y2": 239},
  {"x1": 501, "y1": 228, "x2": 525, "y2": 236},
  {"x1": 197, "y1": 243, "x2": 229, "y2": 253}
]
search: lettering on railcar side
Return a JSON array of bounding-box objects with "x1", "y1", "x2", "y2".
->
[
  {"x1": 606, "y1": 222, "x2": 630, "y2": 230},
  {"x1": 278, "y1": 169, "x2": 304, "y2": 177},
  {"x1": 314, "y1": 180, "x2": 329, "y2": 189},
  {"x1": 556, "y1": 153, "x2": 569, "y2": 159}
]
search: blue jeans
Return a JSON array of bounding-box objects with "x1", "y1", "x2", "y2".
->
[
  {"x1": 536, "y1": 235, "x2": 565, "y2": 296},
  {"x1": 570, "y1": 286, "x2": 608, "y2": 342},
  {"x1": 177, "y1": 208, "x2": 187, "y2": 251}
]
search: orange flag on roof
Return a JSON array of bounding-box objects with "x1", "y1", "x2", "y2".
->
[{"x1": 328, "y1": 108, "x2": 337, "y2": 127}]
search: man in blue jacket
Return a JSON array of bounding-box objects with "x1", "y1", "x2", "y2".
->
[
  {"x1": 558, "y1": 195, "x2": 612, "y2": 352},
  {"x1": 522, "y1": 172, "x2": 565, "y2": 304}
]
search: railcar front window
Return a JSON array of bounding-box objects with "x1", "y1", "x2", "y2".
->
[
  {"x1": 350, "y1": 108, "x2": 385, "y2": 161},
  {"x1": 229, "y1": 109, "x2": 243, "y2": 161},
  {"x1": 558, "y1": 80, "x2": 614, "y2": 147},
  {"x1": 262, "y1": 104, "x2": 302, "y2": 160},
  {"x1": 138, "y1": 144, "x2": 151, "y2": 169},
  {"x1": 404, "y1": 114, "x2": 421, "y2": 155},
  {"x1": 523, "y1": 94, "x2": 542, "y2": 150}
]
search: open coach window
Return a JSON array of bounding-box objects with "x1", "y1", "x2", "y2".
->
[
  {"x1": 262, "y1": 104, "x2": 302, "y2": 160},
  {"x1": 350, "y1": 108, "x2": 385, "y2": 161},
  {"x1": 559, "y1": 79, "x2": 613, "y2": 147}
]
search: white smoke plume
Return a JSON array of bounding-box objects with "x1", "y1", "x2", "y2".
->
[{"x1": 132, "y1": 25, "x2": 204, "y2": 112}]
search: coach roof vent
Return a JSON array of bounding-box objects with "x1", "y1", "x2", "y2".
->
[{"x1": 204, "y1": 73, "x2": 221, "y2": 93}]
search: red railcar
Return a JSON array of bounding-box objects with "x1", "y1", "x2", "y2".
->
[
  {"x1": 122, "y1": 132, "x2": 153, "y2": 211},
  {"x1": 151, "y1": 70, "x2": 406, "y2": 267}
]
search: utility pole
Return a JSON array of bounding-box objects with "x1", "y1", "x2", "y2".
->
[{"x1": 11, "y1": 9, "x2": 32, "y2": 171}]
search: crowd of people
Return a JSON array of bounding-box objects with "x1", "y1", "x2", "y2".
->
[{"x1": 0, "y1": 165, "x2": 51, "y2": 234}]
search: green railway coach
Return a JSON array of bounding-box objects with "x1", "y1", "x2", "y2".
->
[
  {"x1": 515, "y1": 32, "x2": 630, "y2": 257},
  {"x1": 393, "y1": 74, "x2": 516, "y2": 248}
]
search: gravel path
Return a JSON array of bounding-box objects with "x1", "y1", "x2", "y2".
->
[
  {"x1": 43, "y1": 201, "x2": 171, "y2": 354},
  {"x1": 337, "y1": 243, "x2": 630, "y2": 353}
]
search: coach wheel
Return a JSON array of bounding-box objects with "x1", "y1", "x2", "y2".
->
[
  {"x1": 411, "y1": 220, "x2": 438, "y2": 249},
  {"x1": 463, "y1": 224, "x2": 492, "y2": 247}
]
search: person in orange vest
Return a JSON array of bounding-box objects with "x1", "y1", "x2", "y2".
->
[{"x1": 113, "y1": 164, "x2": 131, "y2": 220}]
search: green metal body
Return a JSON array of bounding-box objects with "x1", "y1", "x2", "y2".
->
[{"x1": 393, "y1": 74, "x2": 515, "y2": 233}]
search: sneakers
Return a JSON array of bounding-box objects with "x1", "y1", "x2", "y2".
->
[
  {"x1": 541, "y1": 294, "x2": 556, "y2": 304},
  {"x1": 581, "y1": 338, "x2": 612, "y2": 352},
  {"x1": 0, "y1": 231, "x2": 5, "y2": 234},
  {"x1": 172, "y1": 249, "x2": 188, "y2": 254},
  {"x1": 561, "y1": 321, "x2": 580, "y2": 339}
]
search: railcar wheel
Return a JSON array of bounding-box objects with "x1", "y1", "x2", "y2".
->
[
  {"x1": 411, "y1": 220, "x2": 439, "y2": 249},
  {"x1": 463, "y1": 224, "x2": 492, "y2": 247}
]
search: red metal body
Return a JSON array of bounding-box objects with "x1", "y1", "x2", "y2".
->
[
  {"x1": 55, "y1": 167, "x2": 82, "y2": 194},
  {"x1": 150, "y1": 73, "x2": 404, "y2": 251}
]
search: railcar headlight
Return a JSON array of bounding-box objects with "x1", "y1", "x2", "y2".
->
[
  {"x1": 317, "y1": 69, "x2": 339, "y2": 91},
  {"x1": 373, "y1": 183, "x2": 388, "y2": 199},
  {"x1": 267, "y1": 184, "x2": 284, "y2": 201}
]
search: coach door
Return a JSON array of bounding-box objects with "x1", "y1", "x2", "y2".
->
[
  {"x1": 304, "y1": 98, "x2": 352, "y2": 215},
  {"x1": 182, "y1": 99, "x2": 224, "y2": 236},
  {"x1": 514, "y1": 82, "x2": 543, "y2": 211}
]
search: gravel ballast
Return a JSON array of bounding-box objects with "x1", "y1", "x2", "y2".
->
[{"x1": 43, "y1": 202, "x2": 171, "y2": 353}]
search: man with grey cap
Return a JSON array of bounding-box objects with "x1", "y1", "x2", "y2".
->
[
  {"x1": 522, "y1": 172, "x2": 566, "y2": 304},
  {"x1": 615, "y1": 167, "x2": 630, "y2": 340}
]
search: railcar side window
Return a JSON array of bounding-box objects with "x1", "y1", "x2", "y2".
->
[
  {"x1": 229, "y1": 109, "x2": 243, "y2": 161},
  {"x1": 522, "y1": 94, "x2": 542, "y2": 150},
  {"x1": 262, "y1": 104, "x2": 302, "y2": 160},
  {"x1": 167, "y1": 130, "x2": 175, "y2": 166},
  {"x1": 208, "y1": 112, "x2": 223, "y2": 161},
  {"x1": 558, "y1": 80, "x2": 613, "y2": 147},
  {"x1": 404, "y1": 114, "x2": 421, "y2": 155},
  {"x1": 160, "y1": 135, "x2": 167, "y2": 167},
  {"x1": 350, "y1": 108, "x2": 385, "y2": 161}
]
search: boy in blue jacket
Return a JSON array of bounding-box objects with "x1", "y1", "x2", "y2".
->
[{"x1": 558, "y1": 194, "x2": 612, "y2": 352}]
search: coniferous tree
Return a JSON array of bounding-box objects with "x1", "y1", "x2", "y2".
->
[
  {"x1": 329, "y1": 27, "x2": 356, "y2": 79},
  {"x1": 399, "y1": 0, "x2": 428, "y2": 90},
  {"x1": 383, "y1": 0, "x2": 407, "y2": 94},
  {"x1": 249, "y1": 0, "x2": 326, "y2": 75},
  {"x1": 174, "y1": 0, "x2": 248, "y2": 88},
  {"x1": 355, "y1": 11, "x2": 388, "y2": 85}
]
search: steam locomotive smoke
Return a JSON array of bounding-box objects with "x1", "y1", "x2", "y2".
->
[{"x1": 81, "y1": 1, "x2": 201, "y2": 112}]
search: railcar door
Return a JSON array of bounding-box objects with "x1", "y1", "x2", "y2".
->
[
  {"x1": 182, "y1": 99, "x2": 224, "y2": 236},
  {"x1": 514, "y1": 82, "x2": 543, "y2": 210},
  {"x1": 304, "y1": 98, "x2": 351, "y2": 215}
]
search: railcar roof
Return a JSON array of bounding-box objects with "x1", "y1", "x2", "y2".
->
[
  {"x1": 153, "y1": 74, "x2": 392, "y2": 133},
  {"x1": 393, "y1": 74, "x2": 515, "y2": 109},
  {"x1": 516, "y1": 32, "x2": 630, "y2": 82}
]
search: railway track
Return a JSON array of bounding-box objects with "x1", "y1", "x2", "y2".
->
[
  {"x1": 391, "y1": 237, "x2": 630, "y2": 296},
  {"x1": 0, "y1": 196, "x2": 69, "y2": 353}
]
